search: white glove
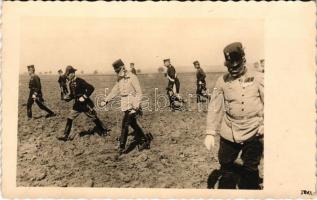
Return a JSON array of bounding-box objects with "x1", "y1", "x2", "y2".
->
[
  {"x1": 204, "y1": 135, "x2": 215, "y2": 151},
  {"x1": 199, "y1": 81, "x2": 203, "y2": 85},
  {"x1": 79, "y1": 96, "x2": 85, "y2": 102},
  {"x1": 100, "y1": 100, "x2": 107, "y2": 107},
  {"x1": 129, "y1": 109, "x2": 136, "y2": 114},
  {"x1": 32, "y1": 94, "x2": 37, "y2": 99}
]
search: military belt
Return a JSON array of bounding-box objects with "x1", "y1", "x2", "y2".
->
[{"x1": 226, "y1": 111, "x2": 261, "y2": 120}]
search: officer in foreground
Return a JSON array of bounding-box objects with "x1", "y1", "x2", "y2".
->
[
  {"x1": 57, "y1": 69, "x2": 69, "y2": 100},
  {"x1": 193, "y1": 60, "x2": 210, "y2": 105},
  {"x1": 102, "y1": 59, "x2": 152, "y2": 156},
  {"x1": 204, "y1": 42, "x2": 264, "y2": 189},
  {"x1": 57, "y1": 65, "x2": 109, "y2": 141},
  {"x1": 26, "y1": 65, "x2": 56, "y2": 119}
]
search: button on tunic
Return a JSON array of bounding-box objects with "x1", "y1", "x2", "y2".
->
[
  {"x1": 206, "y1": 69, "x2": 264, "y2": 143},
  {"x1": 105, "y1": 71, "x2": 142, "y2": 112}
]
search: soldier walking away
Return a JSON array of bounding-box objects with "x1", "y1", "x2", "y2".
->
[
  {"x1": 204, "y1": 42, "x2": 264, "y2": 189},
  {"x1": 193, "y1": 60, "x2": 211, "y2": 105},
  {"x1": 58, "y1": 69, "x2": 69, "y2": 100},
  {"x1": 102, "y1": 59, "x2": 152, "y2": 156},
  {"x1": 163, "y1": 58, "x2": 181, "y2": 106},
  {"x1": 57, "y1": 65, "x2": 109, "y2": 141},
  {"x1": 130, "y1": 63, "x2": 137, "y2": 75},
  {"x1": 26, "y1": 65, "x2": 56, "y2": 120}
]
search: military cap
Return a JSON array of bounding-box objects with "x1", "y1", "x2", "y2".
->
[
  {"x1": 193, "y1": 61, "x2": 200, "y2": 65},
  {"x1": 260, "y1": 59, "x2": 264, "y2": 63},
  {"x1": 223, "y1": 42, "x2": 245, "y2": 67},
  {"x1": 130, "y1": 63, "x2": 135, "y2": 65},
  {"x1": 58, "y1": 69, "x2": 63, "y2": 73},
  {"x1": 27, "y1": 65, "x2": 35, "y2": 70},
  {"x1": 64, "y1": 65, "x2": 77, "y2": 76},
  {"x1": 163, "y1": 58, "x2": 170, "y2": 63},
  {"x1": 112, "y1": 59, "x2": 125, "y2": 72}
]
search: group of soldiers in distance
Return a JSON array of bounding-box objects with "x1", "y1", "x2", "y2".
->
[{"x1": 25, "y1": 42, "x2": 264, "y2": 189}]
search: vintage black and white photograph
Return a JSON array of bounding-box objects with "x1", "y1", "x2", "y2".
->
[
  {"x1": 2, "y1": 2, "x2": 315, "y2": 198},
  {"x1": 16, "y1": 16, "x2": 264, "y2": 189}
]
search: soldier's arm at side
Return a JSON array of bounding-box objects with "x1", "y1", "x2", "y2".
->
[
  {"x1": 204, "y1": 76, "x2": 225, "y2": 150},
  {"x1": 131, "y1": 74, "x2": 143, "y2": 108},
  {"x1": 206, "y1": 76, "x2": 225, "y2": 136},
  {"x1": 33, "y1": 75, "x2": 42, "y2": 94},
  {"x1": 104, "y1": 82, "x2": 119, "y2": 103},
  {"x1": 81, "y1": 79, "x2": 95, "y2": 98}
]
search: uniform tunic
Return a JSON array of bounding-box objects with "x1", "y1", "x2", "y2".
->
[
  {"x1": 68, "y1": 77, "x2": 95, "y2": 112},
  {"x1": 196, "y1": 67, "x2": 206, "y2": 85},
  {"x1": 58, "y1": 75, "x2": 68, "y2": 87},
  {"x1": 206, "y1": 69, "x2": 264, "y2": 143},
  {"x1": 27, "y1": 74, "x2": 54, "y2": 118},
  {"x1": 196, "y1": 67, "x2": 207, "y2": 96},
  {"x1": 104, "y1": 71, "x2": 146, "y2": 149},
  {"x1": 29, "y1": 75, "x2": 43, "y2": 99},
  {"x1": 58, "y1": 75, "x2": 68, "y2": 97},
  {"x1": 166, "y1": 65, "x2": 180, "y2": 93},
  {"x1": 105, "y1": 71, "x2": 142, "y2": 112}
]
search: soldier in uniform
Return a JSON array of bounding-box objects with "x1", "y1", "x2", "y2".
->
[
  {"x1": 130, "y1": 63, "x2": 137, "y2": 75},
  {"x1": 193, "y1": 60, "x2": 210, "y2": 104},
  {"x1": 57, "y1": 65, "x2": 109, "y2": 141},
  {"x1": 26, "y1": 65, "x2": 56, "y2": 119},
  {"x1": 102, "y1": 59, "x2": 152, "y2": 155},
  {"x1": 163, "y1": 58, "x2": 181, "y2": 106},
  {"x1": 58, "y1": 69, "x2": 69, "y2": 100},
  {"x1": 204, "y1": 42, "x2": 264, "y2": 189}
]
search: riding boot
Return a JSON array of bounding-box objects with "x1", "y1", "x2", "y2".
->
[
  {"x1": 93, "y1": 118, "x2": 109, "y2": 135},
  {"x1": 57, "y1": 118, "x2": 73, "y2": 141}
]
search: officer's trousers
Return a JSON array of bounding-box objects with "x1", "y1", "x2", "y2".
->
[
  {"x1": 27, "y1": 96, "x2": 54, "y2": 118},
  {"x1": 67, "y1": 109, "x2": 98, "y2": 121},
  {"x1": 218, "y1": 136, "x2": 263, "y2": 189},
  {"x1": 167, "y1": 78, "x2": 180, "y2": 94},
  {"x1": 120, "y1": 110, "x2": 146, "y2": 150}
]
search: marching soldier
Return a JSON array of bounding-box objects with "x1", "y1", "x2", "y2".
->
[
  {"x1": 163, "y1": 58, "x2": 181, "y2": 105},
  {"x1": 102, "y1": 59, "x2": 152, "y2": 156},
  {"x1": 58, "y1": 69, "x2": 69, "y2": 100},
  {"x1": 26, "y1": 65, "x2": 56, "y2": 119},
  {"x1": 130, "y1": 63, "x2": 137, "y2": 75},
  {"x1": 204, "y1": 42, "x2": 264, "y2": 189},
  {"x1": 193, "y1": 60, "x2": 210, "y2": 104},
  {"x1": 57, "y1": 65, "x2": 109, "y2": 141}
]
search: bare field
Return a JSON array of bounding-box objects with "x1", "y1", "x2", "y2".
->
[{"x1": 17, "y1": 72, "x2": 263, "y2": 188}]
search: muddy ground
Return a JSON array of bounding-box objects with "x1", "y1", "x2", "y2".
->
[{"x1": 17, "y1": 72, "x2": 263, "y2": 188}]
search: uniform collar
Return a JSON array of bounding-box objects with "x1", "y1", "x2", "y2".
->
[{"x1": 117, "y1": 70, "x2": 131, "y2": 81}]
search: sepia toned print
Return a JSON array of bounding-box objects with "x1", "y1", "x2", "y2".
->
[
  {"x1": 15, "y1": 15, "x2": 265, "y2": 189},
  {"x1": 2, "y1": 2, "x2": 315, "y2": 198}
]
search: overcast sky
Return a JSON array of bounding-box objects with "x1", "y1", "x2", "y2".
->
[{"x1": 20, "y1": 17, "x2": 264, "y2": 74}]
